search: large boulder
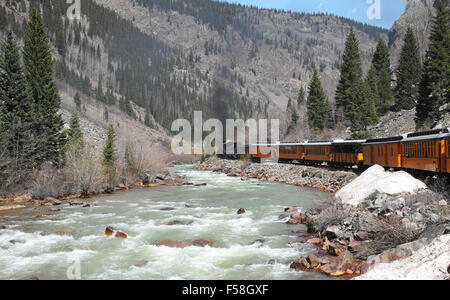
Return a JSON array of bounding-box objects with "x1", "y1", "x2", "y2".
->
[{"x1": 336, "y1": 165, "x2": 427, "y2": 206}]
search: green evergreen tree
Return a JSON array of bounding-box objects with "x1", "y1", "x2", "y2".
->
[
  {"x1": 335, "y1": 28, "x2": 362, "y2": 124},
  {"x1": 416, "y1": 0, "x2": 449, "y2": 128},
  {"x1": 366, "y1": 64, "x2": 380, "y2": 109},
  {"x1": 0, "y1": 30, "x2": 37, "y2": 176},
  {"x1": 23, "y1": 7, "x2": 65, "y2": 166},
  {"x1": 297, "y1": 86, "x2": 306, "y2": 105},
  {"x1": 347, "y1": 79, "x2": 377, "y2": 139},
  {"x1": 74, "y1": 92, "x2": 81, "y2": 111},
  {"x1": 103, "y1": 123, "x2": 116, "y2": 167},
  {"x1": 394, "y1": 27, "x2": 422, "y2": 111},
  {"x1": 307, "y1": 70, "x2": 329, "y2": 131},
  {"x1": 371, "y1": 39, "x2": 393, "y2": 113},
  {"x1": 68, "y1": 111, "x2": 83, "y2": 143}
]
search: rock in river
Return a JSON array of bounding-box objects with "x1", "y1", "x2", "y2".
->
[
  {"x1": 105, "y1": 226, "x2": 128, "y2": 239},
  {"x1": 237, "y1": 208, "x2": 246, "y2": 214}
]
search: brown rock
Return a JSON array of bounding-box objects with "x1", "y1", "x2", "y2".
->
[
  {"x1": 306, "y1": 254, "x2": 322, "y2": 268},
  {"x1": 194, "y1": 183, "x2": 207, "y2": 186},
  {"x1": 154, "y1": 240, "x2": 193, "y2": 248},
  {"x1": 45, "y1": 197, "x2": 62, "y2": 206},
  {"x1": 105, "y1": 226, "x2": 115, "y2": 237},
  {"x1": 290, "y1": 256, "x2": 310, "y2": 270},
  {"x1": 307, "y1": 238, "x2": 321, "y2": 245},
  {"x1": 160, "y1": 207, "x2": 175, "y2": 211},
  {"x1": 237, "y1": 208, "x2": 246, "y2": 215},
  {"x1": 133, "y1": 261, "x2": 148, "y2": 268},
  {"x1": 192, "y1": 239, "x2": 214, "y2": 247},
  {"x1": 115, "y1": 231, "x2": 127, "y2": 239},
  {"x1": 328, "y1": 242, "x2": 347, "y2": 256},
  {"x1": 167, "y1": 220, "x2": 193, "y2": 226},
  {"x1": 69, "y1": 200, "x2": 84, "y2": 206},
  {"x1": 284, "y1": 207, "x2": 298, "y2": 213},
  {"x1": 318, "y1": 263, "x2": 336, "y2": 275}
]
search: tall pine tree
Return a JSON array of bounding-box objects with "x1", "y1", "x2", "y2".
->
[
  {"x1": 394, "y1": 27, "x2": 422, "y2": 111},
  {"x1": 23, "y1": 7, "x2": 65, "y2": 166},
  {"x1": 335, "y1": 28, "x2": 362, "y2": 124},
  {"x1": 103, "y1": 123, "x2": 116, "y2": 167},
  {"x1": 371, "y1": 39, "x2": 393, "y2": 113},
  {"x1": 297, "y1": 86, "x2": 306, "y2": 106},
  {"x1": 0, "y1": 30, "x2": 36, "y2": 166},
  {"x1": 307, "y1": 70, "x2": 330, "y2": 131},
  {"x1": 416, "y1": 0, "x2": 449, "y2": 128}
]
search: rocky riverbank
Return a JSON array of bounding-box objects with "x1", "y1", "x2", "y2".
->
[
  {"x1": 285, "y1": 166, "x2": 450, "y2": 279},
  {"x1": 195, "y1": 157, "x2": 357, "y2": 193},
  {"x1": 0, "y1": 169, "x2": 189, "y2": 212},
  {"x1": 196, "y1": 158, "x2": 450, "y2": 279}
]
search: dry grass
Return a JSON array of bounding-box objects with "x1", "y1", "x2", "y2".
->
[
  {"x1": 314, "y1": 204, "x2": 353, "y2": 233},
  {"x1": 238, "y1": 154, "x2": 251, "y2": 168},
  {"x1": 65, "y1": 142, "x2": 104, "y2": 198},
  {"x1": 30, "y1": 163, "x2": 74, "y2": 200},
  {"x1": 356, "y1": 213, "x2": 420, "y2": 260}
]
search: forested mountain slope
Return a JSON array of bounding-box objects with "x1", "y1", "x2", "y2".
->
[
  {"x1": 95, "y1": 0, "x2": 388, "y2": 136},
  {"x1": 1, "y1": 0, "x2": 390, "y2": 140}
]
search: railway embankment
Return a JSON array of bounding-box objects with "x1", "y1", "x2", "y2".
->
[
  {"x1": 194, "y1": 157, "x2": 357, "y2": 193},
  {"x1": 196, "y1": 157, "x2": 450, "y2": 279}
]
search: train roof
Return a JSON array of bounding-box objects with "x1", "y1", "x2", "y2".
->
[
  {"x1": 304, "y1": 141, "x2": 332, "y2": 146},
  {"x1": 278, "y1": 142, "x2": 305, "y2": 146},
  {"x1": 364, "y1": 135, "x2": 405, "y2": 145},
  {"x1": 402, "y1": 128, "x2": 450, "y2": 142},
  {"x1": 331, "y1": 140, "x2": 366, "y2": 145}
]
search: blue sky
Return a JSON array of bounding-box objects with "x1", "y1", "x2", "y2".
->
[{"x1": 219, "y1": 0, "x2": 406, "y2": 28}]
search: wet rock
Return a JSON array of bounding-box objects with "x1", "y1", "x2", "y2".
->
[
  {"x1": 115, "y1": 231, "x2": 128, "y2": 239},
  {"x1": 267, "y1": 259, "x2": 276, "y2": 265},
  {"x1": 133, "y1": 261, "x2": 148, "y2": 268},
  {"x1": 44, "y1": 197, "x2": 62, "y2": 206},
  {"x1": 324, "y1": 225, "x2": 342, "y2": 240},
  {"x1": 194, "y1": 183, "x2": 207, "y2": 187},
  {"x1": 160, "y1": 207, "x2": 176, "y2": 211},
  {"x1": 307, "y1": 238, "x2": 321, "y2": 245},
  {"x1": 69, "y1": 200, "x2": 84, "y2": 206},
  {"x1": 82, "y1": 204, "x2": 91, "y2": 208},
  {"x1": 237, "y1": 208, "x2": 246, "y2": 215},
  {"x1": 306, "y1": 254, "x2": 324, "y2": 268},
  {"x1": 328, "y1": 242, "x2": 347, "y2": 256},
  {"x1": 105, "y1": 226, "x2": 127, "y2": 238},
  {"x1": 167, "y1": 220, "x2": 193, "y2": 226},
  {"x1": 284, "y1": 207, "x2": 298, "y2": 213},
  {"x1": 154, "y1": 240, "x2": 193, "y2": 248},
  {"x1": 290, "y1": 256, "x2": 310, "y2": 270},
  {"x1": 49, "y1": 207, "x2": 61, "y2": 212},
  {"x1": 105, "y1": 226, "x2": 115, "y2": 236},
  {"x1": 0, "y1": 225, "x2": 6, "y2": 229},
  {"x1": 193, "y1": 239, "x2": 214, "y2": 247},
  {"x1": 278, "y1": 213, "x2": 290, "y2": 220}
]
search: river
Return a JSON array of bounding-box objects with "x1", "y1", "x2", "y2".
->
[{"x1": 0, "y1": 165, "x2": 331, "y2": 280}]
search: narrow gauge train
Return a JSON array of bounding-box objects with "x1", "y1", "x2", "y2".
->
[{"x1": 247, "y1": 128, "x2": 450, "y2": 174}]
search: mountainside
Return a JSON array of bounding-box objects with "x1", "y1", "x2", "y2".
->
[
  {"x1": 388, "y1": 0, "x2": 437, "y2": 69},
  {"x1": 1, "y1": 0, "x2": 395, "y2": 143},
  {"x1": 95, "y1": 0, "x2": 388, "y2": 136}
]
